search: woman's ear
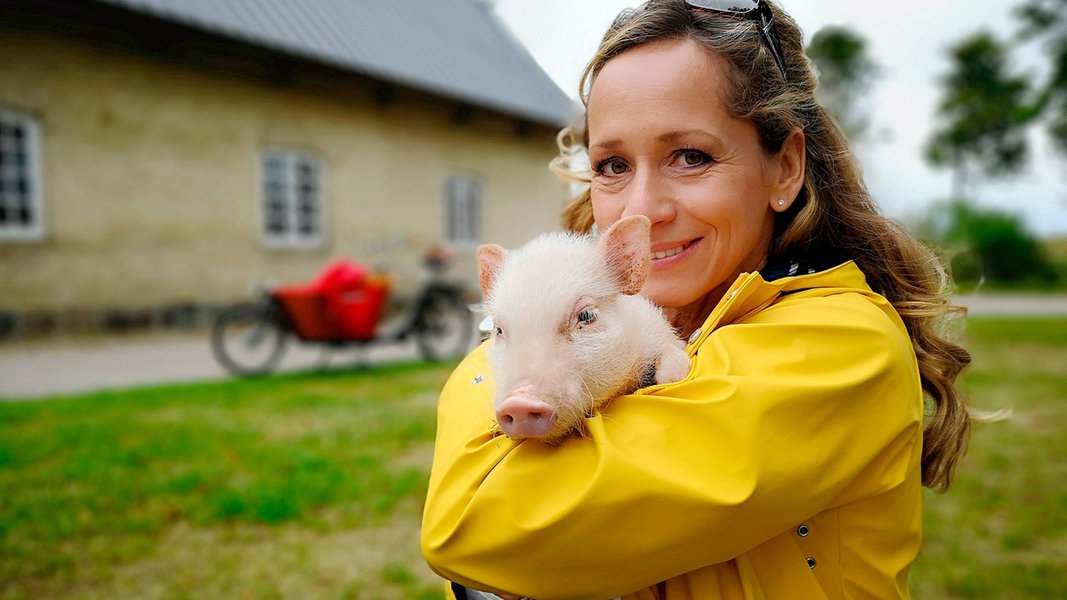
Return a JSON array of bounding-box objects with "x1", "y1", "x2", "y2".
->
[{"x1": 770, "y1": 128, "x2": 806, "y2": 212}]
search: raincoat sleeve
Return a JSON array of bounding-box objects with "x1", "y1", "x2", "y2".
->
[{"x1": 420, "y1": 290, "x2": 924, "y2": 600}]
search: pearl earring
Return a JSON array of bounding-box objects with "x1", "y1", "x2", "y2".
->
[{"x1": 777, "y1": 199, "x2": 786, "y2": 208}]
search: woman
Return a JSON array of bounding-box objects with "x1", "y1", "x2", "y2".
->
[{"x1": 422, "y1": 1, "x2": 972, "y2": 598}]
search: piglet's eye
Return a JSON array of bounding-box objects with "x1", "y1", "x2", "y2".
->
[{"x1": 577, "y1": 309, "x2": 597, "y2": 325}]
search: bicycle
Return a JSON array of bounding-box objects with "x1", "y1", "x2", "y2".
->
[{"x1": 210, "y1": 253, "x2": 475, "y2": 377}]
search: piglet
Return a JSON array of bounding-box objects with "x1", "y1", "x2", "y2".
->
[{"x1": 476, "y1": 215, "x2": 690, "y2": 445}]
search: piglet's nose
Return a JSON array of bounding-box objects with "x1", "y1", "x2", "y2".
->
[{"x1": 496, "y1": 396, "x2": 557, "y2": 440}]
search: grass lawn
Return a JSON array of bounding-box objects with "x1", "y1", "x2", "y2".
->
[
  {"x1": 2, "y1": 316, "x2": 1065, "y2": 599},
  {"x1": 0, "y1": 362, "x2": 454, "y2": 600},
  {"x1": 910, "y1": 316, "x2": 1067, "y2": 599}
]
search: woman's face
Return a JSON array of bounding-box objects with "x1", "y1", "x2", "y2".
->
[{"x1": 586, "y1": 38, "x2": 799, "y2": 316}]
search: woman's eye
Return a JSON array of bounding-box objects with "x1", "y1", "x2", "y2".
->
[
  {"x1": 577, "y1": 309, "x2": 597, "y2": 325},
  {"x1": 678, "y1": 149, "x2": 712, "y2": 167},
  {"x1": 594, "y1": 158, "x2": 627, "y2": 176}
]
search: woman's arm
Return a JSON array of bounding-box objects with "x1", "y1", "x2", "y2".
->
[{"x1": 421, "y1": 292, "x2": 923, "y2": 599}]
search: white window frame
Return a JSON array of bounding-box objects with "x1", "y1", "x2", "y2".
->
[
  {"x1": 444, "y1": 175, "x2": 482, "y2": 247},
  {"x1": 0, "y1": 108, "x2": 46, "y2": 243},
  {"x1": 259, "y1": 149, "x2": 326, "y2": 249}
]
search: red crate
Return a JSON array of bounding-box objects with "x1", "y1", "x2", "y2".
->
[
  {"x1": 273, "y1": 272, "x2": 390, "y2": 342},
  {"x1": 332, "y1": 275, "x2": 390, "y2": 340},
  {"x1": 273, "y1": 285, "x2": 337, "y2": 341}
]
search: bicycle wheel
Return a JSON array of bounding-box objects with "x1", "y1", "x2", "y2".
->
[
  {"x1": 211, "y1": 301, "x2": 289, "y2": 376},
  {"x1": 415, "y1": 291, "x2": 474, "y2": 361}
]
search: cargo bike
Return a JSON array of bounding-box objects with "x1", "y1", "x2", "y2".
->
[{"x1": 211, "y1": 254, "x2": 475, "y2": 377}]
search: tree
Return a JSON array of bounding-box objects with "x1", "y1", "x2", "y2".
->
[
  {"x1": 924, "y1": 32, "x2": 1037, "y2": 199},
  {"x1": 929, "y1": 201, "x2": 1056, "y2": 288},
  {"x1": 1014, "y1": 0, "x2": 1067, "y2": 153},
  {"x1": 806, "y1": 25, "x2": 879, "y2": 141}
]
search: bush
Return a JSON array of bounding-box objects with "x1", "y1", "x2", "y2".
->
[{"x1": 925, "y1": 201, "x2": 1058, "y2": 289}]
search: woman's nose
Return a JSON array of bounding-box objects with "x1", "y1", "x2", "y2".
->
[{"x1": 621, "y1": 170, "x2": 675, "y2": 224}]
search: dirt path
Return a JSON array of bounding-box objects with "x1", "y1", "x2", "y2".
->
[
  {"x1": 0, "y1": 329, "x2": 422, "y2": 400},
  {"x1": 2, "y1": 293, "x2": 1064, "y2": 401}
]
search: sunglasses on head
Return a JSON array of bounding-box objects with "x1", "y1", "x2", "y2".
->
[{"x1": 684, "y1": 0, "x2": 788, "y2": 81}]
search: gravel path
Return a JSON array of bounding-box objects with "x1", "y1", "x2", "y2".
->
[
  {"x1": 1, "y1": 293, "x2": 1064, "y2": 401},
  {"x1": 0, "y1": 329, "x2": 422, "y2": 400}
]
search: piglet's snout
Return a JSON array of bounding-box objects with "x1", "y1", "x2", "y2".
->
[{"x1": 495, "y1": 387, "x2": 557, "y2": 440}]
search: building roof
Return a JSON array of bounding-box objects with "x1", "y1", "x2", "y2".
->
[{"x1": 90, "y1": 0, "x2": 577, "y2": 128}]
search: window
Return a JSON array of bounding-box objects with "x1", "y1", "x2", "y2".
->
[
  {"x1": 444, "y1": 175, "x2": 482, "y2": 246},
  {"x1": 260, "y1": 149, "x2": 325, "y2": 248},
  {"x1": 0, "y1": 108, "x2": 45, "y2": 242}
]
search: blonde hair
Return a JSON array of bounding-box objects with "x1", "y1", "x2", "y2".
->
[{"x1": 554, "y1": 0, "x2": 972, "y2": 491}]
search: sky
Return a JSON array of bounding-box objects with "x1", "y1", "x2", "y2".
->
[{"x1": 492, "y1": 0, "x2": 1067, "y2": 237}]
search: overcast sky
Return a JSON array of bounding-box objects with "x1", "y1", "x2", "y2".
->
[{"x1": 492, "y1": 0, "x2": 1067, "y2": 237}]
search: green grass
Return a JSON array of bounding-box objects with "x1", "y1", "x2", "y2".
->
[
  {"x1": 0, "y1": 362, "x2": 453, "y2": 600},
  {"x1": 1, "y1": 317, "x2": 1065, "y2": 599},
  {"x1": 910, "y1": 316, "x2": 1067, "y2": 599}
]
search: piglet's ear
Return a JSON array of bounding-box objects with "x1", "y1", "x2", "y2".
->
[
  {"x1": 599, "y1": 215, "x2": 651, "y2": 296},
  {"x1": 476, "y1": 244, "x2": 507, "y2": 299}
]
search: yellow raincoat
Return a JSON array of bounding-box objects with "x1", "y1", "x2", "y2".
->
[{"x1": 421, "y1": 261, "x2": 924, "y2": 599}]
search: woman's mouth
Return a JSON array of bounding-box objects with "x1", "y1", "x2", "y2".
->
[{"x1": 651, "y1": 238, "x2": 700, "y2": 262}]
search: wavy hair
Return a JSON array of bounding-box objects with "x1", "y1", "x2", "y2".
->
[{"x1": 552, "y1": 0, "x2": 972, "y2": 491}]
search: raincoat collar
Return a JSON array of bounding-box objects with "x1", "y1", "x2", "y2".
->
[{"x1": 686, "y1": 260, "x2": 870, "y2": 353}]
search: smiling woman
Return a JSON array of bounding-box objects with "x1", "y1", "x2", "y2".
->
[
  {"x1": 498, "y1": 0, "x2": 1067, "y2": 237},
  {"x1": 585, "y1": 38, "x2": 805, "y2": 333},
  {"x1": 423, "y1": 1, "x2": 976, "y2": 598}
]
